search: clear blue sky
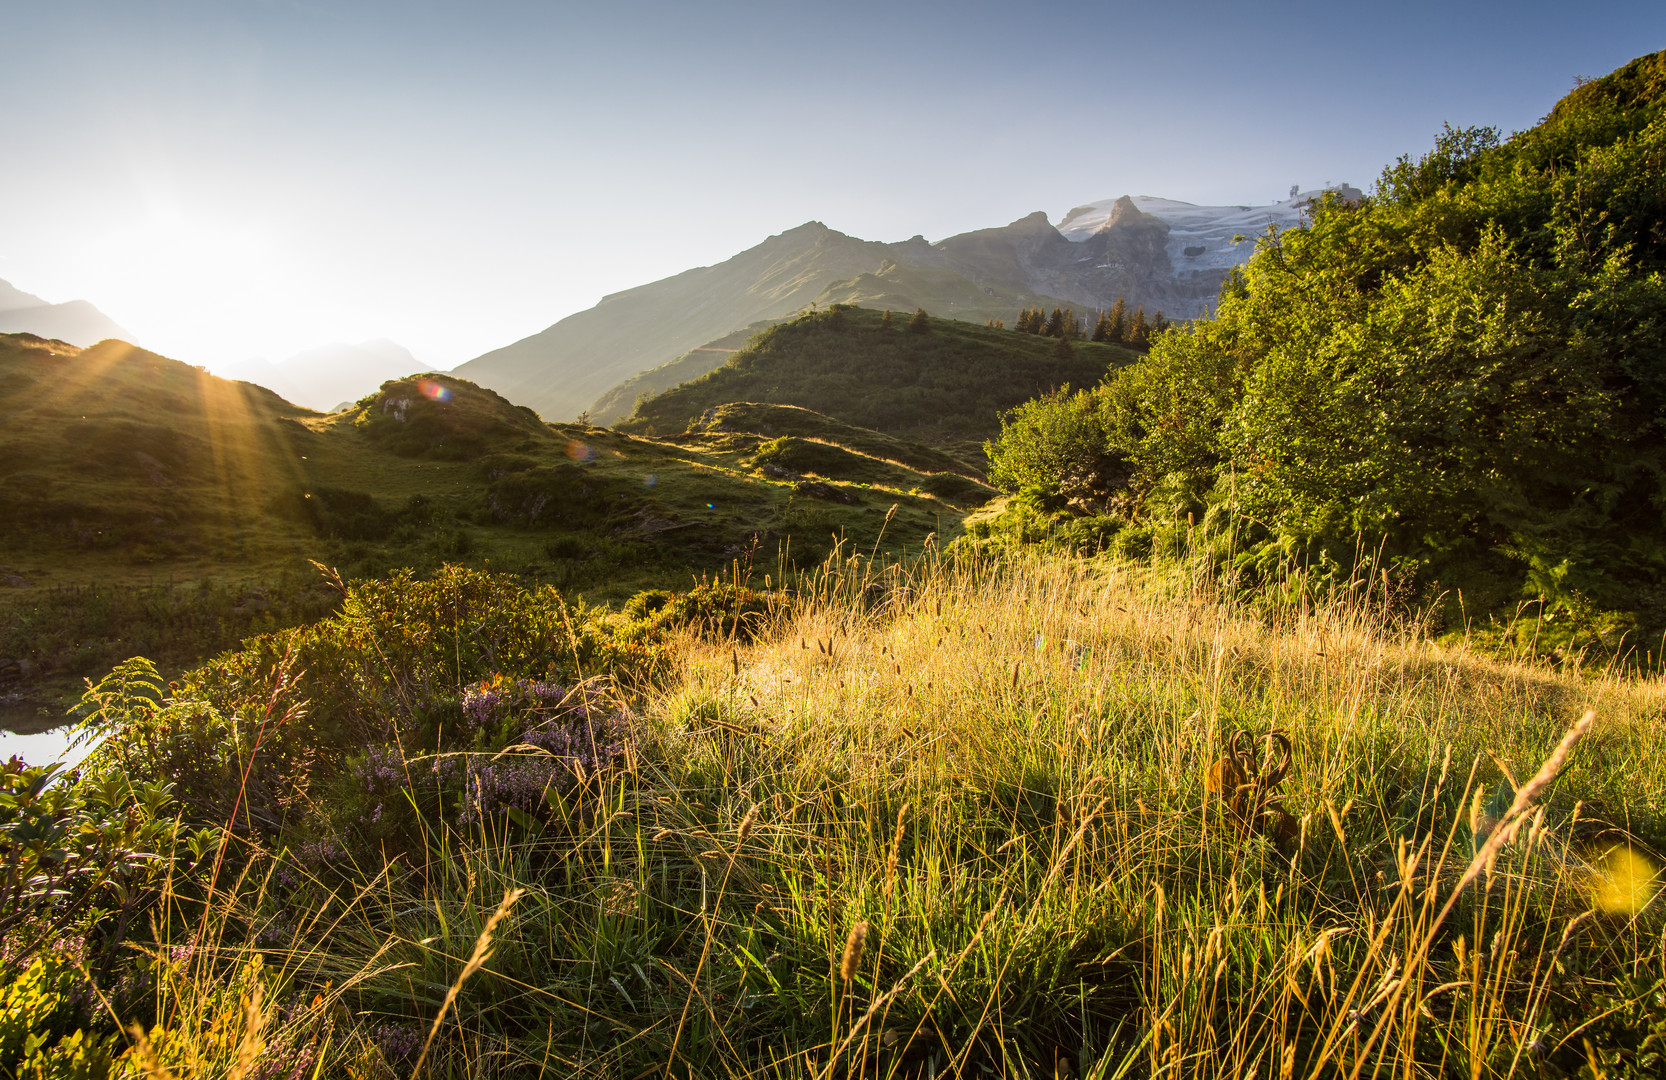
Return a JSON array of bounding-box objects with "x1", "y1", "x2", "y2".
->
[{"x1": 3, "y1": 0, "x2": 1661, "y2": 371}]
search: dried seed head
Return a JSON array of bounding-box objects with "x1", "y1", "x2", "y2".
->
[
  {"x1": 887, "y1": 802, "x2": 911, "y2": 880},
  {"x1": 736, "y1": 802, "x2": 761, "y2": 848},
  {"x1": 840, "y1": 921, "x2": 869, "y2": 983}
]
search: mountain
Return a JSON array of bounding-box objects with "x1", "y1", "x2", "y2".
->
[
  {"x1": 1055, "y1": 187, "x2": 1365, "y2": 279},
  {"x1": 216, "y1": 339, "x2": 422, "y2": 412},
  {"x1": 0, "y1": 278, "x2": 134, "y2": 346},
  {"x1": 454, "y1": 223, "x2": 904, "y2": 422},
  {"x1": 462, "y1": 190, "x2": 1357, "y2": 422}
]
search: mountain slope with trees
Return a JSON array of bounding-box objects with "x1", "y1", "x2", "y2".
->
[{"x1": 617, "y1": 305, "x2": 1137, "y2": 452}]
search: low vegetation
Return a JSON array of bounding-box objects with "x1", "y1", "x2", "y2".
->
[
  {"x1": 0, "y1": 350, "x2": 962, "y2": 706},
  {"x1": 5, "y1": 546, "x2": 1665, "y2": 1077}
]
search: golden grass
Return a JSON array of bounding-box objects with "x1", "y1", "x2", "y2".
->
[
  {"x1": 88, "y1": 545, "x2": 1666, "y2": 1077},
  {"x1": 631, "y1": 546, "x2": 1666, "y2": 1076}
]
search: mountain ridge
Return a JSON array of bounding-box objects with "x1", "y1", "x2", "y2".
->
[
  {"x1": 0, "y1": 277, "x2": 134, "y2": 347},
  {"x1": 458, "y1": 192, "x2": 1346, "y2": 422}
]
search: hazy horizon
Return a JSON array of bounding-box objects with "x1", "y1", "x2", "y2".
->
[{"x1": 3, "y1": 0, "x2": 1661, "y2": 375}]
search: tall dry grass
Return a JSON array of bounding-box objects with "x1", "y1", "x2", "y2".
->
[{"x1": 104, "y1": 544, "x2": 1666, "y2": 1077}]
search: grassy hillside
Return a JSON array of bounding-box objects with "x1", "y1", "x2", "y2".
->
[
  {"x1": 0, "y1": 335, "x2": 973, "y2": 707},
  {"x1": 618, "y1": 305, "x2": 1135, "y2": 451},
  {"x1": 11, "y1": 547, "x2": 1666, "y2": 1075},
  {"x1": 587, "y1": 318, "x2": 788, "y2": 426},
  {"x1": 810, "y1": 259, "x2": 1075, "y2": 326},
  {"x1": 0, "y1": 334, "x2": 322, "y2": 565},
  {"x1": 585, "y1": 262, "x2": 1088, "y2": 428}
]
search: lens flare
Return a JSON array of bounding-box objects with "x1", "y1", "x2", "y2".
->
[
  {"x1": 642, "y1": 474, "x2": 658, "y2": 488},
  {"x1": 1592, "y1": 845, "x2": 1659, "y2": 913},
  {"x1": 566, "y1": 440, "x2": 596, "y2": 462},
  {"x1": 416, "y1": 379, "x2": 451, "y2": 402}
]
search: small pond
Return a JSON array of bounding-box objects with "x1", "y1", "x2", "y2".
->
[{"x1": 0, "y1": 701, "x2": 92, "y2": 768}]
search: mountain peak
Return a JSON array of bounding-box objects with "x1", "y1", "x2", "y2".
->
[
  {"x1": 1009, "y1": 211, "x2": 1057, "y2": 232},
  {"x1": 1102, "y1": 195, "x2": 1147, "y2": 229}
]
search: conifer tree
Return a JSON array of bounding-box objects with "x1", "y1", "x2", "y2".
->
[
  {"x1": 1042, "y1": 307, "x2": 1065, "y2": 338},
  {"x1": 1091, "y1": 311, "x2": 1112, "y2": 342},
  {"x1": 1062, "y1": 308, "x2": 1079, "y2": 339},
  {"x1": 1107, "y1": 297, "x2": 1127, "y2": 343},
  {"x1": 908, "y1": 307, "x2": 930, "y2": 334},
  {"x1": 880, "y1": 308, "x2": 893, "y2": 330},
  {"x1": 1052, "y1": 335, "x2": 1074, "y2": 358},
  {"x1": 1150, "y1": 310, "x2": 1169, "y2": 337},
  {"x1": 987, "y1": 317, "x2": 1006, "y2": 329},
  {"x1": 1128, "y1": 305, "x2": 1150, "y2": 349}
]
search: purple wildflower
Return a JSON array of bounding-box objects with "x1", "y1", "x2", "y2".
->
[
  {"x1": 294, "y1": 838, "x2": 347, "y2": 867},
  {"x1": 250, "y1": 1039, "x2": 319, "y2": 1080},
  {"x1": 373, "y1": 1022, "x2": 425, "y2": 1062}
]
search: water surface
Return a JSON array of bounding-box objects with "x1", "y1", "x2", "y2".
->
[{"x1": 0, "y1": 702, "x2": 90, "y2": 767}]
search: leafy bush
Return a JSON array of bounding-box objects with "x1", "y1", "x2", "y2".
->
[{"x1": 984, "y1": 51, "x2": 1666, "y2": 647}]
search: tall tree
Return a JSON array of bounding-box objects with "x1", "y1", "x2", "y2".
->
[
  {"x1": 1127, "y1": 306, "x2": 1150, "y2": 349},
  {"x1": 1107, "y1": 298, "x2": 1128, "y2": 343},
  {"x1": 908, "y1": 307, "x2": 931, "y2": 334},
  {"x1": 1091, "y1": 311, "x2": 1112, "y2": 342},
  {"x1": 880, "y1": 308, "x2": 894, "y2": 330},
  {"x1": 1043, "y1": 307, "x2": 1065, "y2": 338}
]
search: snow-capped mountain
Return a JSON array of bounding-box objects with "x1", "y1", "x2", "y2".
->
[{"x1": 1057, "y1": 187, "x2": 1365, "y2": 274}]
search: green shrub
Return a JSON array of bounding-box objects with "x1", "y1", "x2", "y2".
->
[{"x1": 623, "y1": 588, "x2": 673, "y2": 621}]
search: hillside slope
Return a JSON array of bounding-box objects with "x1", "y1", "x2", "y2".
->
[
  {"x1": 0, "y1": 332, "x2": 975, "y2": 698},
  {"x1": 587, "y1": 319, "x2": 788, "y2": 426},
  {"x1": 455, "y1": 223, "x2": 901, "y2": 421},
  {"x1": 617, "y1": 306, "x2": 1135, "y2": 451}
]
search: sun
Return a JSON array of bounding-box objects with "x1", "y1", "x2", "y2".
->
[{"x1": 82, "y1": 206, "x2": 299, "y2": 364}]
